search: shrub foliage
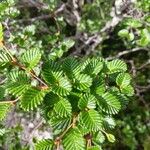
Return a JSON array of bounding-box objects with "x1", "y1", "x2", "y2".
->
[{"x1": 0, "y1": 39, "x2": 134, "y2": 149}]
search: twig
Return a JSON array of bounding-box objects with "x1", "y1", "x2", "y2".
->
[
  {"x1": 59, "y1": 123, "x2": 73, "y2": 139},
  {"x1": 137, "y1": 59, "x2": 150, "y2": 70},
  {"x1": 16, "y1": 4, "x2": 66, "y2": 24},
  {"x1": 107, "y1": 47, "x2": 149, "y2": 60},
  {"x1": 2, "y1": 45, "x2": 17, "y2": 62},
  {"x1": 0, "y1": 97, "x2": 20, "y2": 105},
  {"x1": 3, "y1": 45, "x2": 48, "y2": 88}
]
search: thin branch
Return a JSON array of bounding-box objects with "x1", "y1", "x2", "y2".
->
[
  {"x1": 107, "y1": 47, "x2": 149, "y2": 60},
  {"x1": 59, "y1": 123, "x2": 73, "y2": 139},
  {"x1": 137, "y1": 59, "x2": 150, "y2": 70},
  {"x1": 56, "y1": 114, "x2": 78, "y2": 141},
  {"x1": 0, "y1": 97, "x2": 20, "y2": 105},
  {"x1": 16, "y1": 4, "x2": 66, "y2": 24},
  {"x1": 3, "y1": 45, "x2": 48, "y2": 88},
  {"x1": 2, "y1": 45, "x2": 17, "y2": 62}
]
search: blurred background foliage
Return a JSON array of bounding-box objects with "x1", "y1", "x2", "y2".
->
[{"x1": 0, "y1": 0, "x2": 150, "y2": 149}]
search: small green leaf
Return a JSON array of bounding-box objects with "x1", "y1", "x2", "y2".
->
[
  {"x1": 78, "y1": 94, "x2": 96, "y2": 110},
  {"x1": 116, "y1": 73, "x2": 131, "y2": 88},
  {"x1": 87, "y1": 146, "x2": 102, "y2": 150},
  {"x1": 80, "y1": 109, "x2": 102, "y2": 131},
  {"x1": 21, "y1": 88, "x2": 46, "y2": 111},
  {"x1": 54, "y1": 99, "x2": 72, "y2": 118},
  {"x1": 82, "y1": 58, "x2": 103, "y2": 76},
  {"x1": 0, "y1": 50, "x2": 11, "y2": 66},
  {"x1": 52, "y1": 76, "x2": 72, "y2": 96},
  {"x1": 21, "y1": 49, "x2": 41, "y2": 70},
  {"x1": 35, "y1": 139, "x2": 53, "y2": 150},
  {"x1": 98, "y1": 92, "x2": 121, "y2": 114},
  {"x1": 93, "y1": 131, "x2": 105, "y2": 145},
  {"x1": 63, "y1": 128, "x2": 85, "y2": 150},
  {"x1": 50, "y1": 117, "x2": 71, "y2": 132},
  {"x1": 0, "y1": 103, "x2": 11, "y2": 121},
  {"x1": 118, "y1": 29, "x2": 129, "y2": 38},
  {"x1": 0, "y1": 23, "x2": 3, "y2": 42},
  {"x1": 0, "y1": 128, "x2": 6, "y2": 136},
  {"x1": 42, "y1": 61, "x2": 63, "y2": 84},
  {"x1": 63, "y1": 57, "x2": 81, "y2": 78},
  {"x1": 75, "y1": 74, "x2": 92, "y2": 91},
  {"x1": 128, "y1": 32, "x2": 134, "y2": 41},
  {"x1": 7, "y1": 82, "x2": 30, "y2": 97},
  {"x1": 125, "y1": 19, "x2": 142, "y2": 28},
  {"x1": 107, "y1": 59, "x2": 127, "y2": 74},
  {"x1": 121, "y1": 85, "x2": 134, "y2": 96}
]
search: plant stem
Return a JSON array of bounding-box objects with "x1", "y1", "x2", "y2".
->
[
  {"x1": 2, "y1": 45, "x2": 17, "y2": 62},
  {"x1": 59, "y1": 123, "x2": 73, "y2": 139},
  {"x1": 0, "y1": 98, "x2": 20, "y2": 105},
  {"x1": 3, "y1": 45, "x2": 49, "y2": 89}
]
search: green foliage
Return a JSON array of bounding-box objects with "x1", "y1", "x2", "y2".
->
[
  {"x1": 53, "y1": 98, "x2": 72, "y2": 118},
  {"x1": 20, "y1": 48, "x2": 41, "y2": 70},
  {"x1": 0, "y1": 23, "x2": 3, "y2": 42},
  {"x1": 79, "y1": 110, "x2": 102, "y2": 132},
  {"x1": 0, "y1": 103, "x2": 11, "y2": 121},
  {"x1": 35, "y1": 139, "x2": 53, "y2": 150},
  {"x1": 2, "y1": 0, "x2": 148, "y2": 149},
  {"x1": 0, "y1": 49, "x2": 11, "y2": 66},
  {"x1": 20, "y1": 88, "x2": 47, "y2": 111},
  {"x1": 106, "y1": 59, "x2": 127, "y2": 73},
  {"x1": 63, "y1": 128, "x2": 85, "y2": 150},
  {"x1": 98, "y1": 92, "x2": 121, "y2": 114},
  {"x1": 0, "y1": 54, "x2": 133, "y2": 149}
]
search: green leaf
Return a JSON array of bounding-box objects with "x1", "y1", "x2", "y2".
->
[
  {"x1": 137, "y1": 29, "x2": 150, "y2": 46},
  {"x1": 0, "y1": 23, "x2": 3, "y2": 42},
  {"x1": 91, "y1": 76, "x2": 106, "y2": 95},
  {"x1": 63, "y1": 57, "x2": 81, "y2": 78},
  {"x1": 42, "y1": 61, "x2": 63, "y2": 84},
  {"x1": 52, "y1": 76, "x2": 72, "y2": 96},
  {"x1": 35, "y1": 139, "x2": 53, "y2": 150},
  {"x1": 75, "y1": 74, "x2": 92, "y2": 91},
  {"x1": 49, "y1": 39, "x2": 75, "y2": 60},
  {"x1": 93, "y1": 131, "x2": 105, "y2": 145},
  {"x1": 0, "y1": 128, "x2": 6, "y2": 136},
  {"x1": 62, "y1": 39, "x2": 75, "y2": 49},
  {"x1": 116, "y1": 73, "x2": 131, "y2": 88},
  {"x1": 98, "y1": 92, "x2": 121, "y2": 114},
  {"x1": 107, "y1": 59, "x2": 127, "y2": 74},
  {"x1": 126, "y1": 19, "x2": 143, "y2": 28},
  {"x1": 80, "y1": 110, "x2": 102, "y2": 131},
  {"x1": 106, "y1": 133, "x2": 116, "y2": 143},
  {"x1": 128, "y1": 32, "x2": 134, "y2": 41},
  {"x1": 121, "y1": 85, "x2": 134, "y2": 96},
  {"x1": 7, "y1": 70, "x2": 29, "y2": 83},
  {"x1": 0, "y1": 50, "x2": 11, "y2": 66},
  {"x1": 78, "y1": 94, "x2": 96, "y2": 110},
  {"x1": 118, "y1": 29, "x2": 129, "y2": 38},
  {"x1": 21, "y1": 88, "x2": 46, "y2": 111},
  {"x1": 63, "y1": 128, "x2": 85, "y2": 150},
  {"x1": 44, "y1": 92, "x2": 60, "y2": 108},
  {"x1": 103, "y1": 117, "x2": 116, "y2": 129},
  {"x1": 0, "y1": 103, "x2": 11, "y2": 120},
  {"x1": 87, "y1": 146, "x2": 102, "y2": 150},
  {"x1": 82, "y1": 58, "x2": 103, "y2": 76},
  {"x1": 7, "y1": 82, "x2": 30, "y2": 97},
  {"x1": 54, "y1": 99, "x2": 72, "y2": 118},
  {"x1": 21, "y1": 49, "x2": 41, "y2": 70},
  {"x1": 50, "y1": 117, "x2": 71, "y2": 132}
]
